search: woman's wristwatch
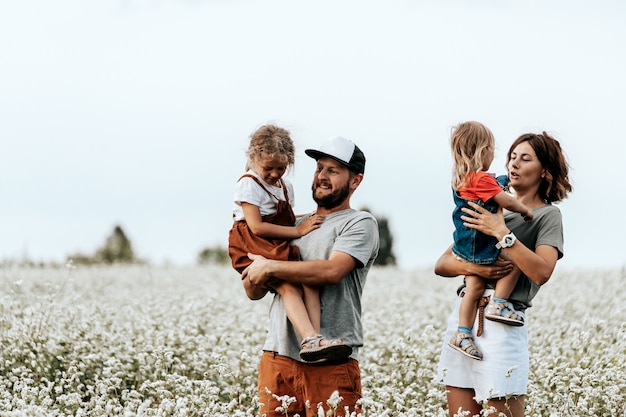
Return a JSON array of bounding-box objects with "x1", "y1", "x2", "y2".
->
[{"x1": 496, "y1": 232, "x2": 517, "y2": 249}]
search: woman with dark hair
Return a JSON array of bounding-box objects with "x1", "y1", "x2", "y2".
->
[{"x1": 435, "y1": 132, "x2": 573, "y2": 416}]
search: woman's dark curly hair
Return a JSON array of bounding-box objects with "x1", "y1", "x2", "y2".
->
[{"x1": 507, "y1": 132, "x2": 572, "y2": 203}]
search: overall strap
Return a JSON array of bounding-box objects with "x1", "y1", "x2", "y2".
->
[{"x1": 239, "y1": 174, "x2": 288, "y2": 203}]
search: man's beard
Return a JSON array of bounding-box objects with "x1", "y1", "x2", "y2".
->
[{"x1": 312, "y1": 181, "x2": 350, "y2": 209}]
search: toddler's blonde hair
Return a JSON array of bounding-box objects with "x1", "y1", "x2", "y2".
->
[{"x1": 450, "y1": 121, "x2": 495, "y2": 191}]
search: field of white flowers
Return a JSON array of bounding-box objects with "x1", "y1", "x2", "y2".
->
[{"x1": 1, "y1": 264, "x2": 624, "y2": 417}]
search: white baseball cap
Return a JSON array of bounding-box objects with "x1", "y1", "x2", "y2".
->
[{"x1": 305, "y1": 136, "x2": 366, "y2": 174}]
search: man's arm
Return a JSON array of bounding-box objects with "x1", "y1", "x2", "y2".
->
[{"x1": 242, "y1": 250, "x2": 358, "y2": 292}]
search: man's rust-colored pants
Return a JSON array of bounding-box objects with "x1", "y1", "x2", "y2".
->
[{"x1": 257, "y1": 351, "x2": 362, "y2": 417}]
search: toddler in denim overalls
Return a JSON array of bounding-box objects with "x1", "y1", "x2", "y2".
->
[{"x1": 447, "y1": 121, "x2": 534, "y2": 360}]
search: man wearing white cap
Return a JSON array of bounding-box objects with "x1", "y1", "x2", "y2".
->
[{"x1": 243, "y1": 136, "x2": 379, "y2": 417}]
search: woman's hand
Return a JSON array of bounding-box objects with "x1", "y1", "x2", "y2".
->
[
  {"x1": 461, "y1": 202, "x2": 510, "y2": 241},
  {"x1": 475, "y1": 257, "x2": 515, "y2": 280},
  {"x1": 434, "y1": 246, "x2": 514, "y2": 279}
]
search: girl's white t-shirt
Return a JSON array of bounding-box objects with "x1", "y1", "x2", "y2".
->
[{"x1": 232, "y1": 170, "x2": 296, "y2": 221}]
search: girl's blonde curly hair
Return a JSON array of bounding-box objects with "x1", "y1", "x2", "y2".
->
[
  {"x1": 450, "y1": 121, "x2": 495, "y2": 191},
  {"x1": 245, "y1": 124, "x2": 295, "y2": 172}
]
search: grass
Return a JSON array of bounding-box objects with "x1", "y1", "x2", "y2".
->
[{"x1": 0, "y1": 264, "x2": 624, "y2": 416}]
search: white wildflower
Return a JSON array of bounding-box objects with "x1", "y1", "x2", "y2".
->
[
  {"x1": 273, "y1": 393, "x2": 296, "y2": 415},
  {"x1": 505, "y1": 365, "x2": 519, "y2": 378},
  {"x1": 326, "y1": 390, "x2": 343, "y2": 410}
]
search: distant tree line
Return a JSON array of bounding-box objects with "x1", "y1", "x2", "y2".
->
[
  {"x1": 197, "y1": 246, "x2": 230, "y2": 265},
  {"x1": 3, "y1": 211, "x2": 396, "y2": 267}
]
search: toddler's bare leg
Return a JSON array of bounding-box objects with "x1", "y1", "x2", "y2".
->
[
  {"x1": 302, "y1": 285, "x2": 321, "y2": 334},
  {"x1": 460, "y1": 275, "x2": 485, "y2": 329},
  {"x1": 494, "y1": 253, "x2": 521, "y2": 299}
]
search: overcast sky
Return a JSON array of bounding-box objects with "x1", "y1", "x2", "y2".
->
[{"x1": 2, "y1": 0, "x2": 625, "y2": 271}]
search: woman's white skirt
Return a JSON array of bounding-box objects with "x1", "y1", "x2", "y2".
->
[{"x1": 436, "y1": 289, "x2": 529, "y2": 402}]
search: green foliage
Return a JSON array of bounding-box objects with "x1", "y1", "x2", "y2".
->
[
  {"x1": 361, "y1": 207, "x2": 397, "y2": 267},
  {"x1": 95, "y1": 225, "x2": 136, "y2": 264},
  {"x1": 197, "y1": 246, "x2": 230, "y2": 265},
  {"x1": 68, "y1": 225, "x2": 139, "y2": 265},
  {"x1": 375, "y1": 215, "x2": 397, "y2": 266}
]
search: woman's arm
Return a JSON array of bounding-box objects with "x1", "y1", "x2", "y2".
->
[
  {"x1": 461, "y1": 202, "x2": 558, "y2": 286},
  {"x1": 434, "y1": 245, "x2": 514, "y2": 279}
]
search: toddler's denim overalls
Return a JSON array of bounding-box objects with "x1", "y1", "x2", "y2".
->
[{"x1": 451, "y1": 175, "x2": 509, "y2": 265}]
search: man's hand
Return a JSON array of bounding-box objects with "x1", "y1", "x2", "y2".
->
[
  {"x1": 241, "y1": 253, "x2": 273, "y2": 300},
  {"x1": 242, "y1": 253, "x2": 273, "y2": 286}
]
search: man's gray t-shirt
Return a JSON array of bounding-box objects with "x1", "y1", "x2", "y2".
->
[{"x1": 262, "y1": 208, "x2": 379, "y2": 361}]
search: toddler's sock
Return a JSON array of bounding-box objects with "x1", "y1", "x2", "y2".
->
[
  {"x1": 493, "y1": 296, "x2": 511, "y2": 314},
  {"x1": 458, "y1": 326, "x2": 472, "y2": 334},
  {"x1": 457, "y1": 326, "x2": 472, "y2": 346}
]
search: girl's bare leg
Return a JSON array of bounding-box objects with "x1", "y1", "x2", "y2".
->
[
  {"x1": 493, "y1": 265, "x2": 521, "y2": 300},
  {"x1": 273, "y1": 282, "x2": 317, "y2": 339},
  {"x1": 302, "y1": 284, "x2": 321, "y2": 334}
]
